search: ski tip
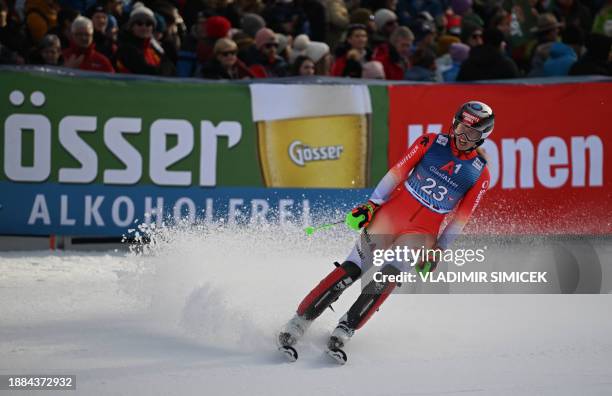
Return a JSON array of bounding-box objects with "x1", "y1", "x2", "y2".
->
[
  {"x1": 278, "y1": 345, "x2": 298, "y2": 362},
  {"x1": 326, "y1": 348, "x2": 347, "y2": 365}
]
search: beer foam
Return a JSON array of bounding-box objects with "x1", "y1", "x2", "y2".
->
[{"x1": 250, "y1": 84, "x2": 372, "y2": 121}]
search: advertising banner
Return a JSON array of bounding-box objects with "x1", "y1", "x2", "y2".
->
[
  {"x1": 0, "y1": 181, "x2": 370, "y2": 236},
  {"x1": 388, "y1": 82, "x2": 611, "y2": 235},
  {"x1": 0, "y1": 69, "x2": 387, "y2": 236},
  {"x1": 0, "y1": 69, "x2": 260, "y2": 187},
  {"x1": 251, "y1": 84, "x2": 372, "y2": 188}
]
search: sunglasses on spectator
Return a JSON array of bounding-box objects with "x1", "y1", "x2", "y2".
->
[
  {"x1": 264, "y1": 42, "x2": 279, "y2": 49},
  {"x1": 134, "y1": 20, "x2": 154, "y2": 27},
  {"x1": 385, "y1": 20, "x2": 398, "y2": 26},
  {"x1": 219, "y1": 50, "x2": 237, "y2": 56}
]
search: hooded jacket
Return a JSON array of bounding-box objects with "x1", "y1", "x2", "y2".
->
[{"x1": 542, "y1": 42, "x2": 577, "y2": 76}]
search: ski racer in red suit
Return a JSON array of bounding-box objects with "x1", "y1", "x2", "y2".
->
[{"x1": 278, "y1": 101, "x2": 494, "y2": 364}]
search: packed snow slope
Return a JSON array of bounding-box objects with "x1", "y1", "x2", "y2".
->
[{"x1": 1, "y1": 225, "x2": 611, "y2": 396}]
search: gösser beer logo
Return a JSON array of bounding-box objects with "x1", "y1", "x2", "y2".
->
[
  {"x1": 288, "y1": 140, "x2": 344, "y2": 167},
  {"x1": 4, "y1": 89, "x2": 243, "y2": 187}
]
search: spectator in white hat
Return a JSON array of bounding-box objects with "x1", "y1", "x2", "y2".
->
[
  {"x1": 291, "y1": 34, "x2": 331, "y2": 75},
  {"x1": 116, "y1": 4, "x2": 175, "y2": 75},
  {"x1": 371, "y1": 8, "x2": 398, "y2": 47}
]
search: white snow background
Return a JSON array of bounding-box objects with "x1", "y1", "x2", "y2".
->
[{"x1": 1, "y1": 224, "x2": 611, "y2": 395}]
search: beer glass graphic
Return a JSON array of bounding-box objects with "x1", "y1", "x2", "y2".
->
[{"x1": 250, "y1": 84, "x2": 372, "y2": 188}]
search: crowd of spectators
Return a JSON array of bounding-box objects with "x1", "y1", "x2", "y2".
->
[{"x1": 1, "y1": 0, "x2": 610, "y2": 80}]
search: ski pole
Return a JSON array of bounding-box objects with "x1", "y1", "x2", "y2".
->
[{"x1": 304, "y1": 220, "x2": 344, "y2": 236}]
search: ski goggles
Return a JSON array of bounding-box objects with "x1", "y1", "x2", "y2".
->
[{"x1": 454, "y1": 122, "x2": 483, "y2": 142}]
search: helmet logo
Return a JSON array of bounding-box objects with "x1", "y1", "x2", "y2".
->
[
  {"x1": 461, "y1": 111, "x2": 480, "y2": 126},
  {"x1": 471, "y1": 103, "x2": 483, "y2": 111}
]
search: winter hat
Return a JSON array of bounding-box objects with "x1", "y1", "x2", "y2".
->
[
  {"x1": 129, "y1": 3, "x2": 156, "y2": 27},
  {"x1": 206, "y1": 16, "x2": 231, "y2": 39},
  {"x1": 276, "y1": 33, "x2": 289, "y2": 53},
  {"x1": 449, "y1": 42, "x2": 470, "y2": 62},
  {"x1": 305, "y1": 41, "x2": 330, "y2": 63},
  {"x1": 374, "y1": 9, "x2": 397, "y2": 30},
  {"x1": 350, "y1": 8, "x2": 374, "y2": 26},
  {"x1": 292, "y1": 34, "x2": 309, "y2": 52},
  {"x1": 241, "y1": 13, "x2": 266, "y2": 38},
  {"x1": 255, "y1": 28, "x2": 278, "y2": 49},
  {"x1": 451, "y1": 0, "x2": 472, "y2": 16},
  {"x1": 290, "y1": 34, "x2": 329, "y2": 63},
  {"x1": 362, "y1": 61, "x2": 385, "y2": 79}
]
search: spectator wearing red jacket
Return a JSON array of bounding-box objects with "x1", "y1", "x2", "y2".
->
[
  {"x1": 63, "y1": 16, "x2": 114, "y2": 73},
  {"x1": 331, "y1": 24, "x2": 371, "y2": 77},
  {"x1": 372, "y1": 26, "x2": 414, "y2": 80}
]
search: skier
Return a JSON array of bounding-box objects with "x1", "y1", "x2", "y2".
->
[{"x1": 278, "y1": 101, "x2": 494, "y2": 364}]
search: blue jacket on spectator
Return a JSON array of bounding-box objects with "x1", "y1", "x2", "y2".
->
[
  {"x1": 443, "y1": 62, "x2": 461, "y2": 82},
  {"x1": 542, "y1": 42, "x2": 577, "y2": 77},
  {"x1": 404, "y1": 65, "x2": 436, "y2": 82}
]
